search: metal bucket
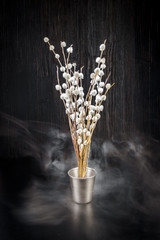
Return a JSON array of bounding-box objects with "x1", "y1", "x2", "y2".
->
[{"x1": 68, "y1": 167, "x2": 96, "y2": 204}]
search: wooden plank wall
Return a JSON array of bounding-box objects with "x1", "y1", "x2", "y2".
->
[{"x1": 0, "y1": 0, "x2": 159, "y2": 139}]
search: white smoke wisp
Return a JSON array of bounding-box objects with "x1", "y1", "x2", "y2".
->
[
  {"x1": 90, "y1": 134, "x2": 160, "y2": 221},
  {"x1": 1, "y1": 112, "x2": 160, "y2": 227},
  {"x1": 16, "y1": 132, "x2": 160, "y2": 226}
]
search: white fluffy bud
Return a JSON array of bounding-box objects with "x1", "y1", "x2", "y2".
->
[
  {"x1": 95, "y1": 106, "x2": 100, "y2": 111},
  {"x1": 73, "y1": 80, "x2": 78, "y2": 85},
  {"x1": 86, "y1": 131, "x2": 91, "y2": 137},
  {"x1": 70, "y1": 113, "x2": 75, "y2": 121},
  {"x1": 79, "y1": 91, "x2": 84, "y2": 98},
  {"x1": 95, "y1": 95, "x2": 101, "y2": 103},
  {"x1": 67, "y1": 63, "x2": 72, "y2": 69},
  {"x1": 76, "y1": 118, "x2": 81, "y2": 124},
  {"x1": 60, "y1": 93, "x2": 68, "y2": 100},
  {"x1": 89, "y1": 105, "x2": 95, "y2": 110},
  {"x1": 61, "y1": 41, "x2": 66, "y2": 47},
  {"x1": 92, "y1": 116, "x2": 97, "y2": 122},
  {"x1": 78, "y1": 87, "x2": 83, "y2": 91},
  {"x1": 100, "y1": 44, "x2": 105, "y2": 51},
  {"x1": 83, "y1": 128, "x2": 87, "y2": 133},
  {"x1": 101, "y1": 64, "x2": 106, "y2": 69},
  {"x1": 66, "y1": 103, "x2": 69, "y2": 108},
  {"x1": 77, "y1": 129, "x2": 82, "y2": 135},
  {"x1": 96, "y1": 57, "x2": 101, "y2": 63},
  {"x1": 66, "y1": 89, "x2": 71, "y2": 95},
  {"x1": 98, "y1": 87, "x2": 103, "y2": 94},
  {"x1": 66, "y1": 108, "x2": 70, "y2": 114},
  {"x1": 63, "y1": 72, "x2": 67, "y2": 79},
  {"x1": 44, "y1": 37, "x2": 49, "y2": 42},
  {"x1": 55, "y1": 54, "x2": 60, "y2": 59},
  {"x1": 86, "y1": 115, "x2": 92, "y2": 121},
  {"x1": 106, "y1": 83, "x2": 111, "y2": 90},
  {"x1": 94, "y1": 68, "x2": 100, "y2": 74},
  {"x1": 63, "y1": 73, "x2": 71, "y2": 80},
  {"x1": 80, "y1": 144, "x2": 83, "y2": 151},
  {"x1": 49, "y1": 45, "x2": 54, "y2": 50},
  {"x1": 84, "y1": 101, "x2": 89, "y2": 106},
  {"x1": 62, "y1": 83, "x2": 67, "y2": 89},
  {"x1": 101, "y1": 58, "x2": 105, "y2": 64},
  {"x1": 67, "y1": 46, "x2": 73, "y2": 53},
  {"x1": 96, "y1": 113, "x2": 101, "y2": 120},
  {"x1": 70, "y1": 86, "x2": 74, "y2": 92},
  {"x1": 74, "y1": 72, "x2": 79, "y2": 78},
  {"x1": 99, "y1": 105, "x2": 104, "y2": 111},
  {"x1": 90, "y1": 73, "x2": 95, "y2": 79},
  {"x1": 69, "y1": 77, "x2": 74, "y2": 83},
  {"x1": 89, "y1": 110, "x2": 95, "y2": 115},
  {"x1": 99, "y1": 82, "x2": 105, "y2": 87},
  {"x1": 77, "y1": 137, "x2": 82, "y2": 145},
  {"x1": 77, "y1": 98, "x2": 83, "y2": 106},
  {"x1": 79, "y1": 73, "x2": 84, "y2": 79},
  {"x1": 60, "y1": 66, "x2": 65, "y2": 72},
  {"x1": 55, "y1": 85, "x2": 61, "y2": 91},
  {"x1": 90, "y1": 90, "x2": 97, "y2": 96},
  {"x1": 96, "y1": 76, "x2": 101, "y2": 82},
  {"x1": 101, "y1": 95, "x2": 106, "y2": 101},
  {"x1": 99, "y1": 70, "x2": 104, "y2": 76},
  {"x1": 73, "y1": 89, "x2": 79, "y2": 95}
]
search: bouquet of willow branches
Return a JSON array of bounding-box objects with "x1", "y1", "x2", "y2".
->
[{"x1": 44, "y1": 37, "x2": 114, "y2": 177}]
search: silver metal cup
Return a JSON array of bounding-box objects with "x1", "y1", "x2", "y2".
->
[{"x1": 68, "y1": 167, "x2": 96, "y2": 204}]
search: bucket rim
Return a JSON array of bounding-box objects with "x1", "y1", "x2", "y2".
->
[{"x1": 68, "y1": 167, "x2": 96, "y2": 179}]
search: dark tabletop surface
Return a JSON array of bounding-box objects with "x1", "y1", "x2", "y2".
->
[{"x1": 0, "y1": 119, "x2": 160, "y2": 240}]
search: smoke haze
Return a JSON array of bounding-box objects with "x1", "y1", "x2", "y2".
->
[{"x1": 0, "y1": 112, "x2": 160, "y2": 240}]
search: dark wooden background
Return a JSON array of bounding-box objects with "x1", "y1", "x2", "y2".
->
[{"x1": 0, "y1": 0, "x2": 159, "y2": 139}]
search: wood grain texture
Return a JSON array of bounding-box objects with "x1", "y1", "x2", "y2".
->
[{"x1": 0, "y1": 0, "x2": 159, "y2": 139}]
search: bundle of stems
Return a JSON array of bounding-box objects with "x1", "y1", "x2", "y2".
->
[{"x1": 44, "y1": 37, "x2": 115, "y2": 177}]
